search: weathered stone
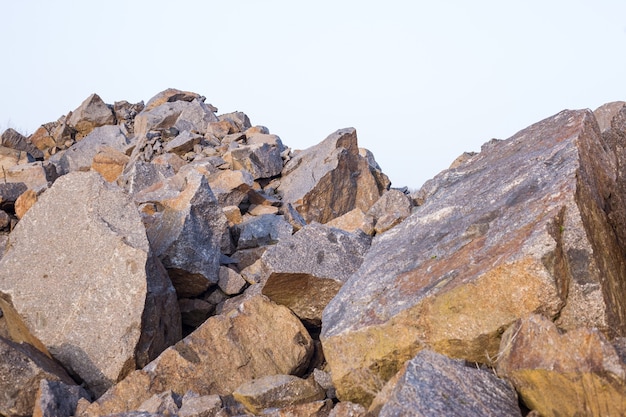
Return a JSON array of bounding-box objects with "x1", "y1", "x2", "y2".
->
[
  {"x1": 15, "y1": 189, "x2": 37, "y2": 219},
  {"x1": 262, "y1": 223, "x2": 370, "y2": 326},
  {"x1": 262, "y1": 400, "x2": 332, "y2": 417},
  {"x1": 2, "y1": 128, "x2": 44, "y2": 160},
  {"x1": 134, "y1": 99, "x2": 217, "y2": 140},
  {"x1": 366, "y1": 189, "x2": 412, "y2": 234},
  {"x1": 0, "y1": 145, "x2": 31, "y2": 171},
  {"x1": 325, "y1": 208, "x2": 374, "y2": 235},
  {"x1": 82, "y1": 295, "x2": 314, "y2": 416},
  {"x1": 218, "y1": 111, "x2": 251, "y2": 133},
  {"x1": 218, "y1": 266, "x2": 247, "y2": 295},
  {"x1": 144, "y1": 88, "x2": 201, "y2": 112},
  {"x1": 67, "y1": 94, "x2": 116, "y2": 139},
  {"x1": 121, "y1": 160, "x2": 176, "y2": 195},
  {"x1": 248, "y1": 204, "x2": 279, "y2": 216},
  {"x1": 135, "y1": 170, "x2": 226, "y2": 298},
  {"x1": 227, "y1": 142, "x2": 283, "y2": 180},
  {"x1": 138, "y1": 390, "x2": 181, "y2": 416},
  {"x1": 163, "y1": 131, "x2": 203, "y2": 156},
  {"x1": 328, "y1": 402, "x2": 366, "y2": 417},
  {"x1": 113, "y1": 100, "x2": 145, "y2": 133},
  {"x1": 232, "y1": 247, "x2": 268, "y2": 272},
  {"x1": 3, "y1": 161, "x2": 57, "y2": 193},
  {"x1": 376, "y1": 350, "x2": 521, "y2": 416},
  {"x1": 0, "y1": 337, "x2": 76, "y2": 417},
  {"x1": 233, "y1": 374, "x2": 325, "y2": 415},
  {"x1": 245, "y1": 125, "x2": 270, "y2": 136},
  {"x1": 178, "y1": 392, "x2": 222, "y2": 417},
  {"x1": 320, "y1": 109, "x2": 626, "y2": 405},
  {"x1": 0, "y1": 210, "x2": 11, "y2": 230},
  {"x1": 51, "y1": 125, "x2": 130, "y2": 175},
  {"x1": 205, "y1": 120, "x2": 237, "y2": 141},
  {"x1": 235, "y1": 214, "x2": 293, "y2": 250},
  {"x1": 246, "y1": 133, "x2": 285, "y2": 151},
  {"x1": 207, "y1": 169, "x2": 254, "y2": 207},
  {"x1": 496, "y1": 314, "x2": 626, "y2": 417},
  {"x1": 33, "y1": 379, "x2": 91, "y2": 417},
  {"x1": 0, "y1": 182, "x2": 28, "y2": 209},
  {"x1": 0, "y1": 172, "x2": 181, "y2": 397},
  {"x1": 222, "y1": 205, "x2": 243, "y2": 226},
  {"x1": 29, "y1": 125, "x2": 57, "y2": 151},
  {"x1": 277, "y1": 128, "x2": 388, "y2": 224},
  {"x1": 92, "y1": 147, "x2": 130, "y2": 182},
  {"x1": 594, "y1": 101, "x2": 626, "y2": 133}
]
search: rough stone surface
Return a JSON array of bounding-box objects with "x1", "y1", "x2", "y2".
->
[
  {"x1": 32, "y1": 379, "x2": 91, "y2": 417},
  {"x1": 51, "y1": 125, "x2": 130, "y2": 175},
  {"x1": 1, "y1": 128, "x2": 44, "y2": 160},
  {"x1": 177, "y1": 392, "x2": 222, "y2": 417},
  {"x1": 262, "y1": 400, "x2": 332, "y2": 417},
  {"x1": 14, "y1": 188, "x2": 37, "y2": 219},
  {"x1": 92, "y1": 147, "x2": 130, "y2": 182},
  {"x1": 277, "y1": 128, "x2": 389, "y2": 224},
  {"x1": 137, "y1": 390, "x2": 182, "y2": 416},
  {"x1": 228, "y1": 142, "x2": 283, "y2": 180},
  {"x1": 325, "y1": 208, "x2": 374, "y2": 235},
  {"x1": 4, "y1": 161, "x2": 58, "y2": 193},
  {"x1": 83, "y1": 295, "x2": 314, "y2": 416},
  {"x1": 233, "y1": 374, "x2": 325, "y2": 415},
  {"x1": 143, "y1": 88, "x2": 201, "y2": 112},
  {"x1": 366, "y1": 189, "x2": 412, "y2": 234},
  {"x1": 134, "y1": 99, "x2": 217, "y2": 139},
  {"x1": 121, "y1": 160, "x2": 176, "y2": 195},
  {"x1": 261, "y1": 223, "x2": 371, "y2": 326},
  {"x1": 0, "y1": 171, "x2": 181, "y2": 397},
  {"x1": 378, "y1": 350, "x2": 521, "y2": 417},
  {"x1": 328, "y1": 402, "x2": 366, "y2": 417},
  {"x1": 0, "y1": 145, "x2": 30, "y2": 171},
  {"x1": 218, "y1": 266, "x2": 247, "y2": 295},
  {"x1": 135, "y1": 170, "x2": 226, "y2": 298},
  {"x1": 0, "y1": 337, "x2": 77, "y2": 417},
  {"x1": 235, "y1": 214, "x2": 293, "y2": 250},
  {"x1": 67, "y1": 93, "x2": 116, "y2": 139},
  {"x1": 206, "y1": 169, "x2": 255, "y2": 207},
  {"x1": 320, "y1": 109, "x2": 626, "y2": 405},
  {"x1": 594, "y1": 101, "x2": 626, "y2": 133},
  {"x1": 496, "y1": 314, "x2": 626, "y2": 417}
]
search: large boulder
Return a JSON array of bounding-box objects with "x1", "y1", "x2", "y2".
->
[
  {"x1": 320, "y1": 109, "x2": 626, "y2": 405},
  {"x1": 277, "y1": 128, "x2": 389, "y2": 224},
  {"x1": 0, "y1": 171, "x2": 181, "y2": 397},
  {"x1": 81, "y1": 295, "x2": 314, "y2": 416},
  {"x1": 496, "y1": 314, "x2": 626, "y2": 416},
  {"x1": 376, "y1": 350, "x2": 522, "y2": 417},
  {"x1": 133, "y1": 98, "x2": 217, "y2": 139},
  {"x1": 261, "y1": 223, "x2": 371, "y2": 326}
]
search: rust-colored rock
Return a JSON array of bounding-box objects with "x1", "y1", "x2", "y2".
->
[
  {"x1": 14, "y1": 189, "x2": 37, "y2": 219},
  {"x1": 82, "y1": 295, "x2": 313, "y2": 416},
  {"x1": 92, "y1": 147, "x2": 130, "y2": 182},
  {"x1": 67, "y1": 93, "x2": 116, "y2": 140},
  {"x1": 496, "y1": 314, "x2": 626, "y2": 416},
  {"x1": 321, "y1": 109, "x2": 626, "y2": 405},
  {"x1": 277, "y1": 128, "x2": 389, "y2": 224}
]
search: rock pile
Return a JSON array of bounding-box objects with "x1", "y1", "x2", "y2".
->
[{"x1": 1, "y1": 90, "x2": 626, "y2": 416}]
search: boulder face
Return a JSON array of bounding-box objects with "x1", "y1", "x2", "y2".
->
[
  {"x1": 321, "y1": 109, "x2": 626, "y2": 404},
  {"x1": 496, "y1": 314, "x2": 626, "y2": 417},
  {"x1": 0, "y1": 171, "x2": 181, "y2": 397},
  {"x1": 67, "y1": 93, "x2": 116, "y2": 140},
  {"x1": 378, "y1": 350, "x2": 522, "y2": 417},
  {"x1": 277, "y1": 128, "x2": 389, "y2": 224}
]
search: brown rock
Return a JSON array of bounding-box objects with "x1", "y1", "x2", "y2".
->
[
  {"x1": 67, "y1": 93, "x2": 116, "y2": 140},
  {"x1": 0, "y1": 336, "x2": 76, "y2": 417},
  {"x1": 144, "y1": 88, "x2": 201, "y2": 112},
  {"x1": 262, "y1": 400, "x2": 332, "y2": 417},
  {"x1": 328, "y1": 402, "x2": 367, "y2": 417},
  {"x1": 178, "y1": 392, "x2": 222, "y2": 417},
  {"x1": 222, "y1": 205, "x2": 243, "y2": 226},
  {"x1": 232, "y1": 374, "x2": 325, "y2": 415},
  {"x1": 218, "y1": 266, "x2": 247, "y2": 295},
  {"x1": 14, "y1": 189, "x2": 37, "y2": 219},
  {"x1": 496, "y1": 314, "x2": 626, "y2": 416},
  {"x1": 227, "y1": 142, "x2": 283, "y2": 180},
  {"x1": 325, "y1": 208, "x2": 375, "y2": 235},
  {"x1": 207, "y1": 169, "x2": 255, "y2": 207},
  {"x1": 366, "y1": 189, "x2": 412, "y2": 234},
  {"x1": 0, "y1": 171, "x2": 181, "y2": 397},
  {"x1": 277, "y1": 128, "x2": 389, "y2": 224},
  {"x1": 594, "y1": 101, "x2": 626, "y2": 133},
  {"x1": 320, "y1": 109, "x2": 626, "y2": 405},
  {"x1": 4, "y1": 161, "x2": 58, "y2": 193},
  {"x1": 137, "y1": 390, "x2": 182, "y2": 416},
  {"x1": 92, "y1": 147, "x2": 130, "y2": 182},
  {"x1": 262, "y1": 223, "x2": 370, "y2": 327},
  {"x1": 83, "y1": 295, "x2": 313, "y2": 416},
  {"x1": 29, "y1": 125, "x2": 57, "y2": 151},
  {"x1": 1, "y1": 128, "x2": 44, "y2": 160},
  {"x1": 0, "y1": 145, "x2": 30, "y2": 171}
]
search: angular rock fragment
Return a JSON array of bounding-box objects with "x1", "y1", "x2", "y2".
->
[
  {"x1": 496, "y1": 314, "x2": 626, "y2": 417},
  {"x1": 0, "y1": 145, "x2": 30, "y2": 171},
  {"x1": 177, "y1": 392, "x2": 222, "y2": 417},
  {"x1": 262, "y1": 223, "x2": 371, "y2": 326},
  {"x1": 91, "y1": 147, "x2": 130, "y2": 182},
  {"x1": 262, "y1": 400, "x2": 332, "y2": 417},
  {"x1": 328, "y1": 402, "x2": 367, "y2": 417},
  {"x1": 82, "y1": 295, "x2": 314, "y2": 416},
  {"x1": 0, "y1": 171, "x2": 181, "y2": 397},
  {"x1": 227, "y1": 142, "x2": 283, "y2": 180},
  {"x1": 366, "y1": 188, "x2": 412, "y2": 234},
  {"x1": 15, "y1": 188, "x2": 37, "y2": 219},
  {"x1": 0, "y1": 337, "x2": 76, "y2": 417},
  {"x1": 134, "y1": 98, "x2": 217, "y2": 139},
  {"x1": 277, "y1": 128, "x2": 389, "y2": 224},
  {"x1": 321, "y1": 109, "x2": 626, "y2": 405},
  {"x1": 4, "y1": 161, "x2": 58, "y2": 193},
  {"x1": 325, "y1": 208, "x2": 374, "y2": 235},
  {"x1": 135, "y1": 170, "x2": 226, "y2": 298},
  {"x1": 67, "y1": 93, "x2": 116, "y2": 139},
  {"x1": 137, "y1": 390, "x2": 182, "y2": 416},
  {"x1": 206, "y1": 169, "x2": 255, "y2": 207},
  {"x1": 232, "y1": 374, "x2": 325, "y2": 414},
  {"x1": 1, "y1": 128, "x2": 44, "y2": 160},
  {"x1": 234, "y1": 214, "x2": 292, "y2": 250},
  {"x1": 218, "y1": 266, "x2": 247, "y2": 295},
  {"x1": 33, "y1": 379, "x2": 91, "y2": 417},
  {"x1": 143, "y1": 88, "x2": 201, "y2": 112},
  {"x1": 377, "y1": 350, "x2": 521, "y2": 417}
]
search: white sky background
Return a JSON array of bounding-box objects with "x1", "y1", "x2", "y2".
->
[{"x1": 1, "y1": 1, "x2": 625, "y2": 189}]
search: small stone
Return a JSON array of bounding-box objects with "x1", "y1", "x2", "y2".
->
[{"x1": 218, "y1": 266, "x2": 247, "y2": 295}]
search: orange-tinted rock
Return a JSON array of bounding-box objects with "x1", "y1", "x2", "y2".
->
[
  {"x1": 67, "y1": 93, "x2": 116, "y2": 139},
  {"x1": 496, "y1": 314, "x2": 626, "y2": 416},
  {"x1": 91, "y1": 147, "x2": 130, "y2": 182},
  {"x1": 14, "y1": 189, "x2": 37, "y2": 219},
  {"x1": 321, "y1": 109, "x2": 626, "y2": 405}
]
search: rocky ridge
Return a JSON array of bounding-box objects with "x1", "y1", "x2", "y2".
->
[{"x1": 0, "y1": 90, "x2": 625, "y2": 416}]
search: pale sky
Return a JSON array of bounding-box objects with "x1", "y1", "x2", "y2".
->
[{"x1": 1, "y1": 1, "x2": 625, "y2": 189}]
